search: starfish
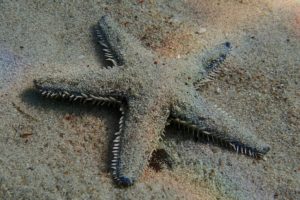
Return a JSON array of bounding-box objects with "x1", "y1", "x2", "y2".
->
[{"x1": 33, "y1": 16, "x2": 270, "y2": 186}]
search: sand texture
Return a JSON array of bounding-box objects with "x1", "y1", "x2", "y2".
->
[{"x1": 0, "y1": 0, "x2": 299, "y2": 199}]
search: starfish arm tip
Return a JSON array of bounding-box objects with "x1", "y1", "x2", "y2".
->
[{"x1": 115, "y1": 176, "x2": 135, "y2": 187}]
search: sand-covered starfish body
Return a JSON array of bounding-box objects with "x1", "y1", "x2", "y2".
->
[{"x1": 34, "y1": 16, "x2": 270, "y2": 186}]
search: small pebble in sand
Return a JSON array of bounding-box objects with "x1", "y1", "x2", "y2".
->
[
  {"x1": 198, "y1": 27, "x2": 207, "y2": 34},
  {"x1": 78, "y1": 55, "x2": 85, "y2": 59}
]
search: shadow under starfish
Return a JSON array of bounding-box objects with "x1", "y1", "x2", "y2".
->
[{"x1": 33, "y1": 16, "x2": 270, "y2": 186}]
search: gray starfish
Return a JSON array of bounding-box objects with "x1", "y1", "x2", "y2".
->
[{"x1": 33, "y1": 16, "x2": 270, "y2": 186}]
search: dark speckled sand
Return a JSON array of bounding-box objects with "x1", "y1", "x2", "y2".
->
[{"x1": 0, "y1": 1, "x2": 299, "y2": 199}]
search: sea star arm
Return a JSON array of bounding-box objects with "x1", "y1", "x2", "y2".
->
[
  {"x1": 96, "y1": 16, "x2": 125, "y2": 68},
  {"x1": 96, "y1": 16, "x2": 155, "y2": 69},
  {"x1": 193, "y1": 42, "x2": 232, "y2": 87},
  {"x1": 33, "y1": 68, "x2": 127, "y2": 105},
  {"x1": 111, "y1": 97, "x2": 170, "y2": 186},
  {"x1": 170, "y1": 89, "x2": 270, "y2": 158}
]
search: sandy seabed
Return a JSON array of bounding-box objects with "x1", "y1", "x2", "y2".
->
[{"x1": 0, "y1": 1, "x2": 299, "y2": 199}]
